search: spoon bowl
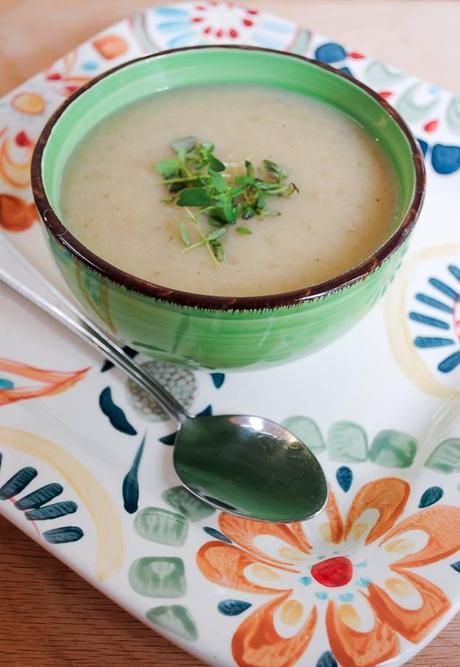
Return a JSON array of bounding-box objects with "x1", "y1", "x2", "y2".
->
[{"x1": 174, "y1": 414, "x2": 328, "y2": 522}]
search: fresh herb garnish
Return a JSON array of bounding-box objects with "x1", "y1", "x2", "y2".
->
[{"x1": 154, "y1": 136, "x2": 298, "y2": 264}]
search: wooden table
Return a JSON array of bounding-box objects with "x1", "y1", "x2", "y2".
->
[{"x1": 0, "y1": 1, "x2": 459, "y2": 665}]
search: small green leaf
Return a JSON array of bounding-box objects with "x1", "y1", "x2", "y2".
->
[
  {"x1": 233, "y1": 203, "x2": 242, "y2": 220},
  {"x1": 264, "y1": 209, "x2": 281, "y2": 217},
  {"x1": 208, "y1": 217, "x2": 224, "y2": 227},
  {"x1": 209, "y1": 171, "x2": 227, "y2": 192},
  {"x1": 210, "y1": 239, "x2": 225, "y2": 263},
  {"x1": 257, "y1": 181, "x2": 281, "y2": 191},
  {"x1": 179, "y1": 223, "x2": 190, "y2": 247},
  {"x1": 177, "y1": 188, "x2": 211, "y2": 207},
  {"x1": 256, "y1": 192, "x2": 266, "y2": 210},
  {"x1": 204, "y1": 206, "x2": 227, "y2": 224},
  {"x1": 170, "y1": 136, "x2": 197, "y2": 153},
  {"x1": 168, "y1": 181, "x2": 186, "y2": 194},
  {"x1": 245, "y1": 160, "x2": 255, "y2": 179},
  {"x1": 263, "y1": 159, "x2": 288, "y2": 179},
  {"x1": 242, "y1": 207, "x2": 255, "y2": 219},
  {"x1": 236, "y1": 226, "x2": 252, "y2": 235},
  {"x1": 155, "y1": 159, "x2": 182, "y2": 178},
  {"x1": 222, "y1": 200, "x2": 237, "y2": 223},
  {"x1": 206, "y1": 227, "x2": 226, "y2": 241},
  {"x1": 208, "y1": 154, "x2": 225, "y2": 172}
]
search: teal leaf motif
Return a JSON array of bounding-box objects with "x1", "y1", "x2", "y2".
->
[
  {"x1": 25, "y1": 501, "x2": 77, "y2": 521},
  {"x1": 135, "y1": 507, "x2": 188, "y2": 546},
  {"x1": 336, "y1": 466, "x2": 353, "y2": 492},
  {"x1": 159, "y1": 431, "x2": 177, "y2": 445},
  {"x1": 218, "y1": 599, "x2": 252, "y2": 616},
  {"x1": 43, "y1": 526, "x2": 84, "y2": 544},
  {"x1": 316, "y1": 651, "x2": 338, "y2": 667},
  {"x1": 146, "y1": 605, "x2": 198, "y2": 641},
  {"x1": 162, "y1": 486, "x2": 215, "y2": 521},
  {"x1": 0, "y1": 467, "x2": 37, "y2": 499},
  {"x1": 129, "y1": 557, "x2": 186, "y2": 598},
  {"x1": 15, "y1": 483, "x2": 63, "y2": 510},
  {"x1": 203, "y1": 527, "x2": 231, "y2": 543},
  {"x1": 196, "y1": 404, "x2": 212, "y2": 417},
  {"x1": 327, "y1": 421, "x2": 368, "y2": 462},
  {"x1": 425, "y1": 438, "x2": 460, "y2": 473},
  {"x1": 122, "y1": 433, "x2": 146, "y2": 514},
  {"x1": 419, "y1": 486, "x2": 444, "y2": 508},
  {"x1": 0, "y1": 453, "x2": 84, "y2": 542},
  {"x1": 99, "y1": 386, "x2": 137, "y2": 436},
  {"x1": 210, "y1": 373, "x2": 225, "y2": 389},
  {"x1": 369, "y1": 430, "x2": 417, "y2": 467},
  {"x1": 281, "y1": 416, "x2": 325, "y2": 452}
]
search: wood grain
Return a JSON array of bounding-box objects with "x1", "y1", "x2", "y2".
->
[{"x1": 0, "y1": 1, "x2": 459, "y2": 665}]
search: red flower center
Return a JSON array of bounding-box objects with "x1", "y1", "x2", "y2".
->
[{"x1": 311, "y1": 556, "x2": 353, "y2": 588}]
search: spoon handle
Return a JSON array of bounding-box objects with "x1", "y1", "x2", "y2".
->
[{"x1": 0, "y1": 236, "x2": 190, "y2": 423}]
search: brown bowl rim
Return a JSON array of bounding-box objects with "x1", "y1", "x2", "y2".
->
[{"x1": 31, "y1": 45, "x2": 426, "y2": 311}]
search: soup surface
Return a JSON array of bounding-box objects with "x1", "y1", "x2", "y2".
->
[{"x1": 60, "y1": 85, "x2": 399, "y2": 297}]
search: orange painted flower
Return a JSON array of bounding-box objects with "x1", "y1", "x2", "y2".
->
[
  {"x1": 197, "y1": 478, "x2": 460, "y2": 667},
  {"x1": 92, "y1": 34, "x2": 129, "y2": 60},
  {"x1": 0, "y1": 194, "x2": 37, "y2": 231},
  {"x1": 0, "y1": 358, "x2": 89, "y2": 406}
]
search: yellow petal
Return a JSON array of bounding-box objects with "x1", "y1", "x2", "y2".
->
[
  {"x1": 278, "y1": 546, "x2": 305, "y2": 561},
  {"x1": 339, "y1": 603, "x2": 361, "y2": 630},
  {"x1": 385, "y1": 537, "x2": 415, "y2": 554},
  {"x1": 280, "y1": 599, "x2": 304, "y2": 626},
  {"x1": 351, "y1": 522, "x2": 367, "y2": 539},
  {"x1": 385, "y1": 577, "x2": 413, "y2": 597},
  {"x1": 251, "y1": 564, "x2": 281, "y2": 581}
]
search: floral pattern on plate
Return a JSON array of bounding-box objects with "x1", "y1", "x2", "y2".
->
[
  {"x1": 1, "y1": 2, "x2": 460, "y2": 666},
  {"x1": 197, "y1": 479, "x2": 460, "y2": 666}
]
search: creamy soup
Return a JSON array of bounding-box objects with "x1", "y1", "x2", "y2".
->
[{"x1": 60, "y1": 85, "x2": 399, "y2": 297}]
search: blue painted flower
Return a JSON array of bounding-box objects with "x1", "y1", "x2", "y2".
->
[
  {"x1": 409, "y1": 265, "x2": 460, "y2": 373},
  {"x1": 143, "y1": 2, "x2": 296, "y2": 51}
]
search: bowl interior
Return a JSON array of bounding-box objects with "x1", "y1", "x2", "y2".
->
[{"x1": 41, "y1": 47, "x2": 418, "y2": 244}]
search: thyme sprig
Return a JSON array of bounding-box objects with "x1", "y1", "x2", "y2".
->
[{"x1": 154, "y1": 136, "x2": 298, "y2": 264}]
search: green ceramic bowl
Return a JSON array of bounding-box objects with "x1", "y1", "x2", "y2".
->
[{"x1": 32, "y1": 46, "x2": 425, "y2": 370}]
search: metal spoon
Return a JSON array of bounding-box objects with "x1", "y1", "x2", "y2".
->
[{"x1": 0, "y1": 243, "x2": 327, "y2": 522}]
